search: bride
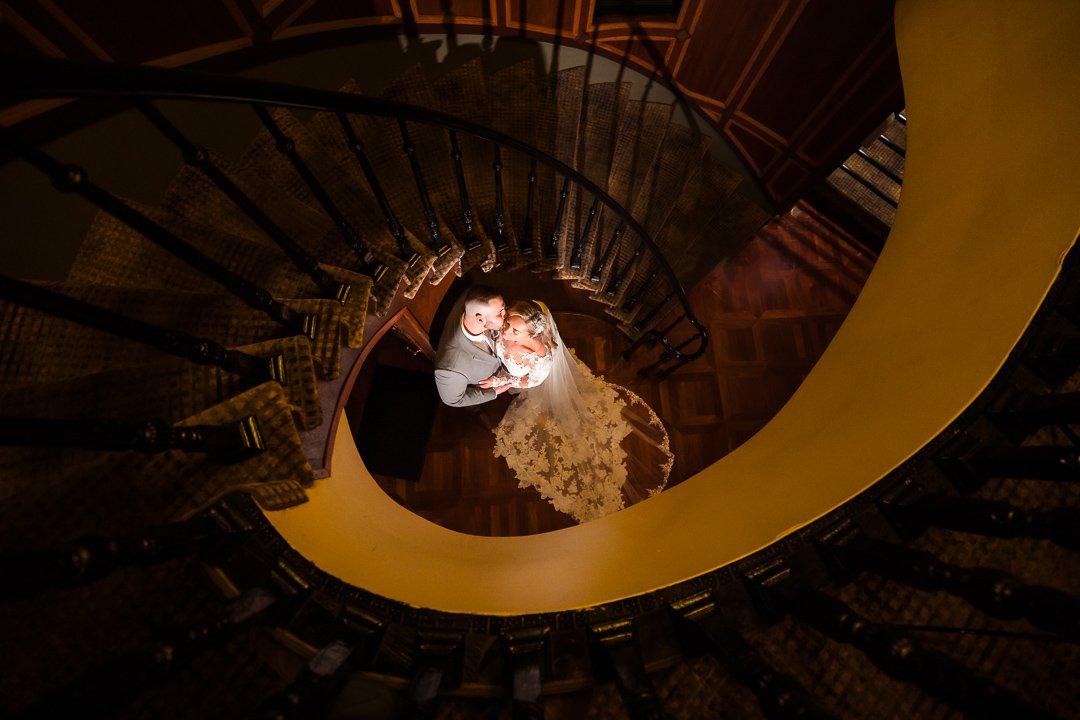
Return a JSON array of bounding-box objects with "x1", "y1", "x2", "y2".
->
[{"x1": 480, "y1": 300, "x2": 673, "y2": 523}]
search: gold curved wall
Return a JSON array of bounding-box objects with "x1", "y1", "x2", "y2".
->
[{"x1": 268, "y1": 0, "x2": 1080, "y2": 615}]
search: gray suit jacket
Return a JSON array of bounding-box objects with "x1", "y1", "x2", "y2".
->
[{"x1": 434, "y1": 299, "x2": 503, "y2": 407}]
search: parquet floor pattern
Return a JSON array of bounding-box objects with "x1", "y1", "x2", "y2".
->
[{"x1": 362, "y1": 203, "x2": 876, "y2": 536}]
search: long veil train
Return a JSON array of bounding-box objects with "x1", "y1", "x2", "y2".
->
[{"x1": 493, "y1": 303, "x2": 672, "y2": 524}]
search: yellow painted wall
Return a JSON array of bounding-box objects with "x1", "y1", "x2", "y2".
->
[{"x1": 269, "y1": 0, "x2": 1080, "y2": 615}]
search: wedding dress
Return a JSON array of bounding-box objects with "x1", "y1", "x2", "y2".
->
[{"x1": 492, "y1": 303, "x2": 673, "y2": 524}]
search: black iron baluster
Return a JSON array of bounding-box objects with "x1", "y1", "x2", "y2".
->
[
  {"x1": 0, "y1": 414, "x2": 264, "y2": 460},
  {"x1": 671, "y1": 591, "x2": 835, "y2": 720},
  {"x1": 492, "y1": 143, "x2": 509, "y2": 252},
  {"x1": 138, "y1": 101, "x2": 353, "y2": 303},
  {"x1": 253, "y1": 105, "x2": 383, "y2": 282},
  {"x1": 882, "y1": 495, "x2": 1080, "y2": 551},
  {"x1": 336, "y1": 112, "x2": 419, "y2": 271},
  {"x1": 620, "y1": 268, "x2": 658, "y2": 314},
  {"x1": 548, "y1": 175, "x2": 571, "y2": 261},
  {"x1": 591, "y1": 223, "x2": 626, "y2": 283},
  {"x1": 590, "y1": 619, "x2": 667, "y2": 720},
  {"x1": 633, "y1": 292, "x2": 674, "y2": 330},
  {"x1": 448, "y1": 130, "x2": 480, "y2": 251},
  {"x1": 936, "y1": 445, "x2": 1080, "y2": 484},
  {"x1": 0, "y1": 274, "x2": 287, "y2": 386},
  {"x1": 605, "y1": 243, "x2": 644, "y2": 299},
  {"x1": 828, "y1": 536, "x2": 1080, "y2": 640},
  {"x1": 987, "y1": 390, "x2": 1080, "y2": 440},
  {"x1": 502, "y1": 627, "x2": 549, "y2": 720},
  {"x1": 775, "y1": 585, "x2": 1054, "y2": 720},
  {"x1": 407, "y1": 628, "x2": 465, "y2": 718},
  {"x1": 19, "y1": 587, "x2": 283, "y2": 719},
  {"x1": 256, "y1": 640, "x2": 355, "y2": 720},
  {"x1": 570, "y1": 196, "x2": 600, "y2": 271},
  {"x1": 520, "y1": 158, "x2": 537, "y2": 257},
  {"x1": 398, "y1": 118, "x2": 453, "y2": 258},
  {"x1": 0, "y1": 125, "x2": 316, "y2": 340},
  {"x1": 0, "y1": 516, "x2": 233, "y2": 600}
]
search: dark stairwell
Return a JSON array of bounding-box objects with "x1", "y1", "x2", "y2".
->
[{"x1": 1, "y1": 2, "x2": 1080, "y2": 718}]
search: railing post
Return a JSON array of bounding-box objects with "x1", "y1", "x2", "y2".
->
[
  {"x1": 253, "y1": 105, "x2": 383, "y2": 281},
  {"x1": 398, "y1": 118, "x2": 453, "y2": 258},
  {"x1": 0, "y1": 274, "x2": 288, "y2": 386},
  {"x1": 0, "y1": 125, "x2": 317, "y2": 340},
  {"x1": 493, "y1": 143, "x2": 509, "y2": 253},
  {"x1": 0, "y1": 414, "x2": 264, "y2": 460},
  {"x1": 138, "y1": 100, "x2": 354, "y2": 302},
  {"x1": 448, "y1": 130, "x2": 481, "y2": 251},
  {"x1": 336, "y1": 112, "x2": 420, "y2": 271}
]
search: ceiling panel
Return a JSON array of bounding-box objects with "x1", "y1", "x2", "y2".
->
[
  {"x1": 50, "y1": 0, "x2": 246, "y2": 64},
  {"x1": 674, "y1": 0, "x2": 785, "y2": 106},
  {"x1": 736, "y1": 0, "x2": 895, "y2": 142}
]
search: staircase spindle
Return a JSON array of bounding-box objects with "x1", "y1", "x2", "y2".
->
[
  {"x1": 828, "y1": 536, "x2": 1080, "y2": 640},
  {"x1": 407, "y1": 628, "x2": 464, "y2": 719},
  {"x1": 397, "y1": 118, "x2": 452, "y2": 258},
  {"x1": 936, "y1": 446, "x2": 1080, "y2": 484},
  {"x1": 882, "y1": 495, "x2": 1080, "y2": 551},
  {"x1": 503, "y1": 627, "x2": 549, "y2": 720},
  {"x1": 492, "y1": 143, "x2": 509, "y2": 253},
  {"x1": 633, "y1": 292, "x2": 673, "y2": 330},
  {"x1": 521, "y1": 158, "x2": 538, "y2": 257},
  {"x1": 591, "y1": 223, "x2": 626, "y2": 283},
  {"x1": 671, "y1": 591, "x2": 835, "y2": 720},
  {"x1": 253, "y1": 105, "x2": 382, "y2": 280},
  {"x1": 570, "y1": 196, "x2": 600, "y2": 271},
  {"x1": 336, "y1": 112, "x2": 420, "y2": 269},
  {"x1": 138, "y1": 101, "x2": 357, "y2": 300},
  {"x1": 988, "y1": 391, "x2": 1080, "y2": 439},
  {"x1": 776, "y1": 584, "x2": 1053, "y2": 720},
  {"x1": 0, "y1": 414, "x2": 264, "y2": 460},
  {"x1": 448, "y1": 130, "x2": 480, "y2": 251},
  {"x1": 590, "y1": 619, "x2": 669, "y2": 720},
  {"x1": 255, "y1": 640, "x2": 355, "y2": 720},
  {"x1": 0, "y1": 274, "x2": 288, "y2": 386},
  {"x1": 0, "y1": 126, "x2": 317, "y2": 339},
  {"x1": 548, "y1": 176, "x2": 571, "y2": 261},
  {"x1": 0, "y1": 516, "x2": 233, "y2": 600},
  {"x1": 17, "y1": 587, "x2": 282, "y2": 719},
  {"x1": 605, "y1": 243, "x2": 644, "y2": 299}
]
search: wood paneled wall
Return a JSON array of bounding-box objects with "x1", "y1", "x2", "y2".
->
[{"x1": 0, "y1": 0, "x2": 902, "y2": 205}]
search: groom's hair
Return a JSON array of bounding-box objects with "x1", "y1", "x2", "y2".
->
[{"x1": 464, "y1": 285, "x2": 502, "y2": 315}]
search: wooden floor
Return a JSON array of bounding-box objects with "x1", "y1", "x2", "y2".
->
[{"x1": 347, "y1": 203, "x2": 877, "y2": 536}]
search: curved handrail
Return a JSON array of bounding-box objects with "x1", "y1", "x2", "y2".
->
[{"x1": 0, "y1": 59, "x2": 708, "y2": 367}]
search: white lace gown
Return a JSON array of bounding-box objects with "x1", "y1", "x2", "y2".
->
[{"x1": 492, "y1": 331, "x2": 672, "y2": 524}]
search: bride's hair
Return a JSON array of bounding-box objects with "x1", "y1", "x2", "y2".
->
[{"x1": 507, "y1": 300, "x2": 558, "y2": 351}]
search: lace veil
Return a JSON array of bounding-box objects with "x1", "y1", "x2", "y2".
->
[{"x1": 493, "y1": 302, "x2": 673, "y2": 524}]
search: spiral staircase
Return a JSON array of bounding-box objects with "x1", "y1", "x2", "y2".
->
[{"x1": 2, "y1": 1, "x2": 1080, "y2": 718}]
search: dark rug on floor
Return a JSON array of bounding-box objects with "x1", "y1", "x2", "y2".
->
[{"x1": 355, "y1": 364, "x2": 438, "y2": 481}]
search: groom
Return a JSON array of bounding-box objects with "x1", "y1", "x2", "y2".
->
[{"x1": 434, "y1": 285, "x2": 511, "y2": 407}]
